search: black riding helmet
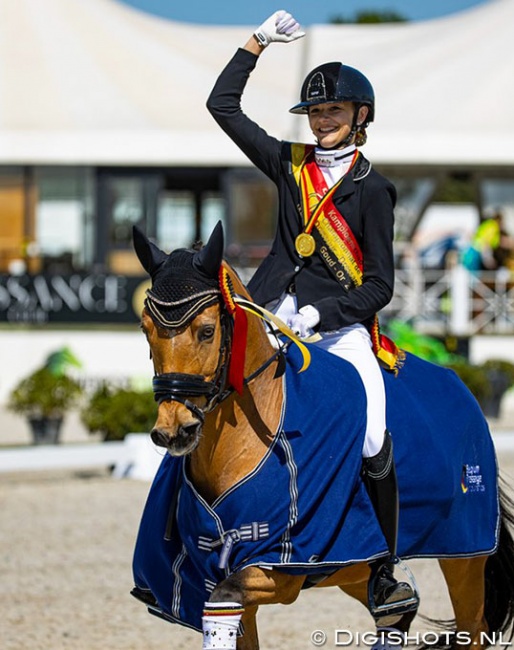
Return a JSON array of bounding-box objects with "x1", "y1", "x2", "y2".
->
[{"x1": 289, "y1": 61, "x2": 375, "y2": 126}]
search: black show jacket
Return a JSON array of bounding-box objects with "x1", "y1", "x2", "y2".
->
[{"x1": 207, "y1": 48, "x2": 396, "y2": 332}]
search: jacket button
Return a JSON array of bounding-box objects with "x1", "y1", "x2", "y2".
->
[{"x1": 294, "y1": 265, "x2": 300, "y2": 272}]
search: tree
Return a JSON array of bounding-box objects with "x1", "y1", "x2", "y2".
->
[{"x1": 329, "y1": 10, "x2": 408, "y2": 24}]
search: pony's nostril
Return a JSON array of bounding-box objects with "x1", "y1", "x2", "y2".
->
[
  {"x1": 180, "y1": 422, "x2": 201, "y2": 440},
  {"x1": 150, "y1": 424, "x2": 201, "y2": 451},
  {"x1": 150, "y1": 429, "x2": 169, "y2": 448}
]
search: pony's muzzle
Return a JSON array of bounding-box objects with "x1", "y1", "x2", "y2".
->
[
  {"x1": 150, "y1": 421, "x2": 202, "y2": 456},
  {"x1": 151, "y1": 398, "x2": 204, "y2": 456}
]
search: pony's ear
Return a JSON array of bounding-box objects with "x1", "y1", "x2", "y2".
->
[
  {"x1": 132, "y1": 226, "x2": 167, "y2": 276},
  {"x1": 194, "y1": 221, "x2": 224, "y2": 279}
]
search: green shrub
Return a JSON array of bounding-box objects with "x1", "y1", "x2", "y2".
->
[
  {"x1": 384, "y1": 320, "x2": 459, "y2": 365},
  {"x1": 8, "y1": 367, "x2": 83, "y2": 419},
  {"x1": 81, "y1": 384, "x2": 157, "y2": 441},
  {"x1": 481, "y1": 359, "x2": 514, "y2": 387},
  {"x1": 445, "y1": 362, "x2": 492, "y2": 404}
]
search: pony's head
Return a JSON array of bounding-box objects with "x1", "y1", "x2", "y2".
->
[{"x1": 133, "y1": 222, "x2": 259, "y2": 456}]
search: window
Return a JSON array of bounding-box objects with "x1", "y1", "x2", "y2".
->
[
  {"x1": 481, "y1": 179, "x2": 514, "y2": 233},
  {"x1": 201, "y1": 193, "x2": 226, "y2": 243},
  {"x1": 390, "y1": 177, "x2": 436, "y2": 242},
  {"x1": 156, "y1": 190, "x2": 227, "y2": 251},
  {"x1": 0, "y1": 167, "x2": 25, "y2": 273},
  {"x1": 35, "y1": 167, "x2": 94, "y2": 271},
  {"x1": 157, "y1": 191, "x2": 196, "y2": 251},
  {"x1": 107, "y1": 177, "x2": 144, "y2": 248}
]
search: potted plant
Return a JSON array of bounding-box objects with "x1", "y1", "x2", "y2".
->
[
  {"x1": 479, "y1": 359, "x2": 514, "y2": 418},
  {"x1": 444, "y1": 358, "x2": 514, "y2": 419},
  {"x1": 444, "y1": 361, "x2": 492, "y2": 407},
  {"x1": 80, "y1": 383, "x2": 156, "y2": 442},
  {"x1": 7, "y1": 347, "x2": 83, "y2": 445}
]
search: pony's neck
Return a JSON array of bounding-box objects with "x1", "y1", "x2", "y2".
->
[
  {"x1": 189, "y1": 269, "x2": 284, "y2": 503},
  {"x1": 191, "y1": 363, "x2": 283, "y2": 502}
]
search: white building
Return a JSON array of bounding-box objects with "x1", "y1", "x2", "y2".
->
[{"x1": 0, "y1": 0, "x2": 513, "y2": 402}]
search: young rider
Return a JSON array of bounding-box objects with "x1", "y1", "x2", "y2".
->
[{"x1": 207, "y1": 9, "x2": 417, "y2": 623}]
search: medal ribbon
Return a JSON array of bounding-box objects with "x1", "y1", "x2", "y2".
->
[
  {"x1": 300, "y1": 151, "x2": 362, "y2": 286},
  {"x1": 299, "y1": 149, "x2": 359, "y2": 238}
]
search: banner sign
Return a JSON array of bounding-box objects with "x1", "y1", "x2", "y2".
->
[{"x1": 0, "y1": 274, "x2": 150, "y2": 324}]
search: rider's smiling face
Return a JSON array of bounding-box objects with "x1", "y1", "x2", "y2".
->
[{"x1": 308, "y1": 101, "x2": 367, "y2": 149}]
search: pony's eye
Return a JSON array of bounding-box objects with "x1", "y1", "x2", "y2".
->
[{"x1": 198, "y1": 325, "x2": 215, "y2": 342}]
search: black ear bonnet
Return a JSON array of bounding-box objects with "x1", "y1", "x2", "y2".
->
[{"x1": 132, "y1": 223, "x2": 224, "y2": 329}]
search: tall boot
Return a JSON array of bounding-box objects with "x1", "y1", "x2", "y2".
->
[{"x1": 362, "y1": 431, "x2": 416, "y2": 620}]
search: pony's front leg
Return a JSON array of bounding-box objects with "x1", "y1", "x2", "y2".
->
[
  {"x1": 205, "y1": 566, "x2": 305, "y2": 650},
  {"x1": 238, "y1": 606, "x2": 259, "y2": 650}
]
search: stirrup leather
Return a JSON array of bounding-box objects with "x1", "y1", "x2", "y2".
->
[{"x1": 367, "y1": 557, "x2": 420, "y2": 621}]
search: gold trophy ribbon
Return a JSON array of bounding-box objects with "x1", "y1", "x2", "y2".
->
[{"x1": 295, "y1": 149, "x2": 359, "y2": 259}]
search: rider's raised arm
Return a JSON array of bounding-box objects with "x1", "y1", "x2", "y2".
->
[
  {"x1": 250, "y1": 10, "x2": 305, "y2": 50},
  {"x1": 206, "y1": 11, "x2": 305, "y2": 179}
]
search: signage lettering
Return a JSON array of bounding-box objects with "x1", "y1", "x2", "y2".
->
[{"x1": 0, "y1": 274, "x2": 146, "y2": 324}]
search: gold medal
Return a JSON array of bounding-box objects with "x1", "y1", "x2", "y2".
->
[{"x1": 295, "y1": 233, "x2": 316, "y2": 257}]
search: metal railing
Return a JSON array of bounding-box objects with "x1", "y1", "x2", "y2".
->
[
  {"x1": 235, "y1": 257, "x2": 514, "y2": 337},
  {"x1": 383, "y1": 265, "x2": 514, "y2": 336}
]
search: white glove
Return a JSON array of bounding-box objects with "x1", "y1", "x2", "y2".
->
[
  {"x1": 288, "y1": 305, "x2": 320, "y2": 338},
  {"x1": 254, "y1": 10, "x2": 305, "y2": 48}
]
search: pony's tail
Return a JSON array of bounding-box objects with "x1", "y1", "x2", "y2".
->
[{"x1": 484, "y1": 478, "x2": 514, "y2": 641}]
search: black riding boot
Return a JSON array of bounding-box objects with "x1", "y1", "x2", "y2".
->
[{"x1": 362, "y1": 431, "x2": 416, "y2": 621}]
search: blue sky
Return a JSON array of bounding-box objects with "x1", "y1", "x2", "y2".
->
[{"x1": 119, "y1": 0, "x2": 490, "y2": 25}]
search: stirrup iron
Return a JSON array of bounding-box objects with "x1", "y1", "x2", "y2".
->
[{"x1": 367, "y1": 557, "x2": 420, "y2": 622}]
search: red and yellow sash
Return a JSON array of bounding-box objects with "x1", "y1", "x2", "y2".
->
[{"x1": 292, "y1": 144, "x2": 404, "y2": 373}]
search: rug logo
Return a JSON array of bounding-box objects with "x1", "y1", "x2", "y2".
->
[{"x1": 461, "y1": 464, "x2": 485, "y2": 494}]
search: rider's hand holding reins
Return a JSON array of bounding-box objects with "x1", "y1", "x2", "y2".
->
[
  {"x1": 288, "y1": 304, "x2": 320, "y2": 339},
  {"x1": 254, "y1": 10, "x2": 305, "y2": 48}
]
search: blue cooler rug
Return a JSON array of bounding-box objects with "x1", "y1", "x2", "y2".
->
[{"x1": 132, "y1": 347, "x2": 499, "y2": 632}]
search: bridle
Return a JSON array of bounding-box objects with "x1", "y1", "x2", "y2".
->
[
  {"x1": 150, "y1": 303, "x2": 284, "y2": 423},
  {"x1": 151, "y1": 308, "x2": 232, "y2": 423}
]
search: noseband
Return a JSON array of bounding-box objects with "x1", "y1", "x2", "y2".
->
[
  {"x1": 151, "y1": 310, "x2": 233, "y2": 423},
  {"x1": 150, "y1": 306, "x2": 285, "y2": 424}
]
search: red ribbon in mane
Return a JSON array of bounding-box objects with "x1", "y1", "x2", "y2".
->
[{"x1": 219, "y1": 267, "x2": 248, "y2": 394}]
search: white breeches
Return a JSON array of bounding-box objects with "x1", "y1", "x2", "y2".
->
[{"x1": 271, "y1": 294, "x2": 386, "y2": 458}]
